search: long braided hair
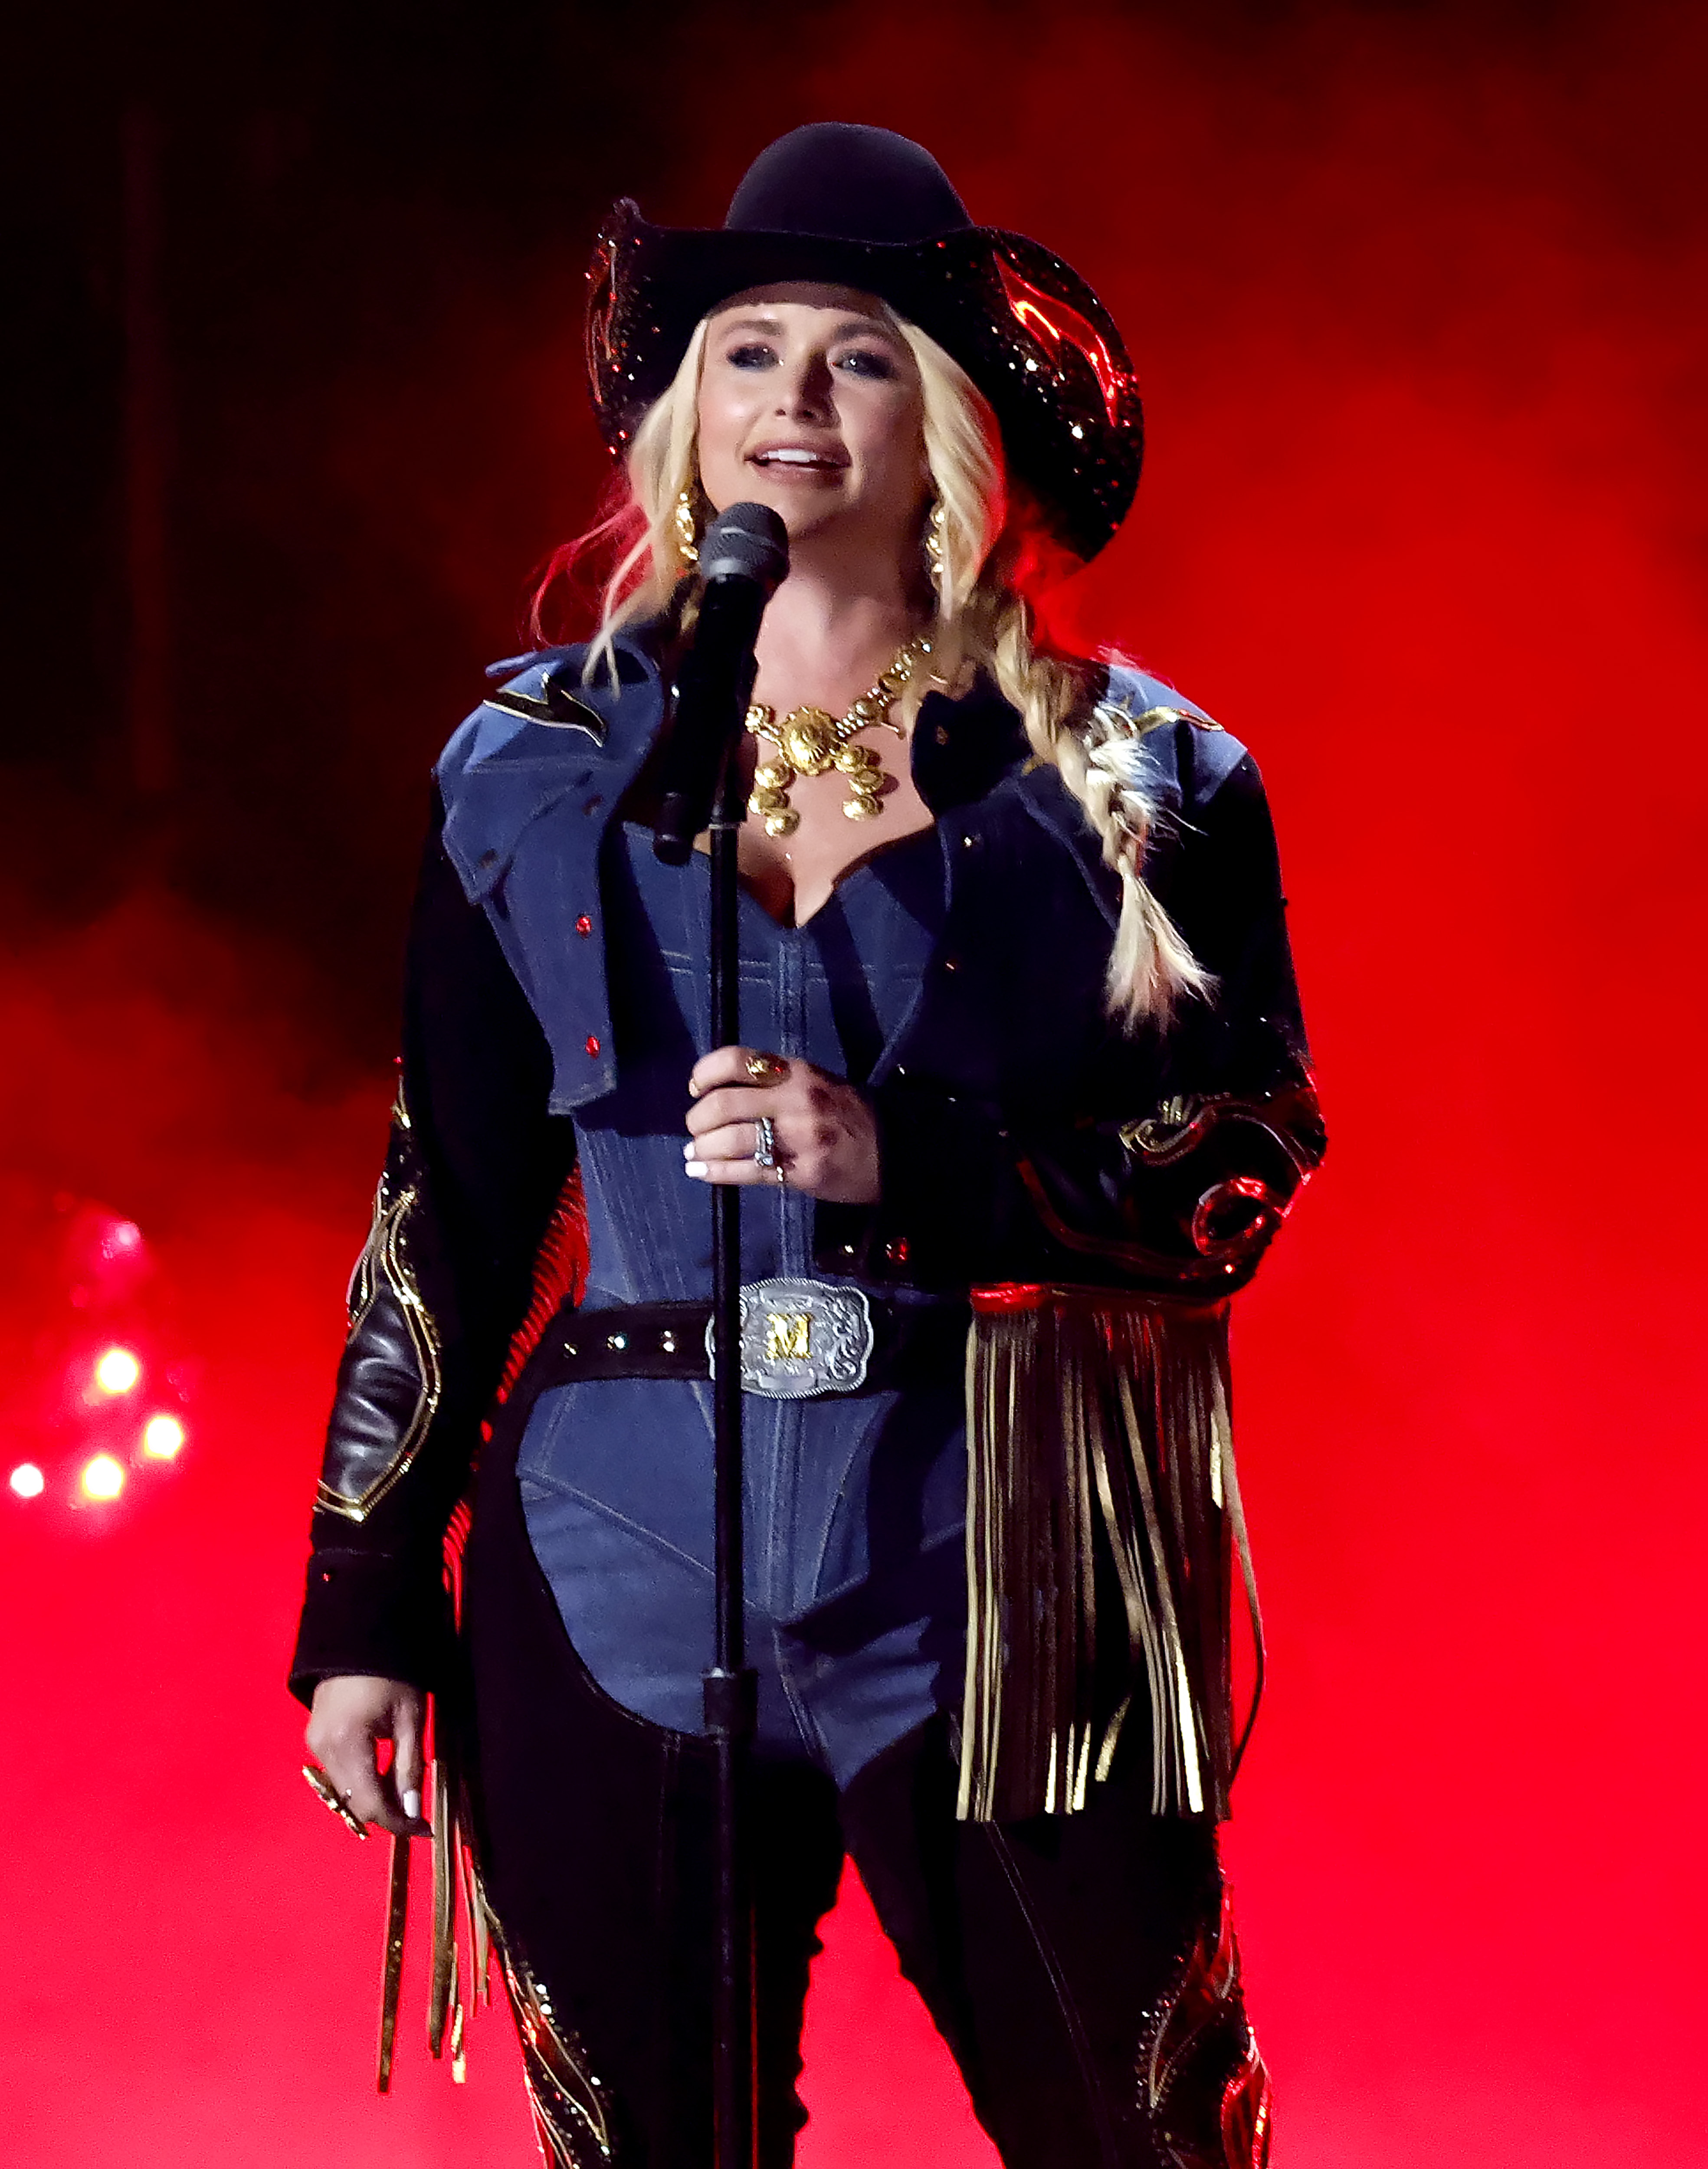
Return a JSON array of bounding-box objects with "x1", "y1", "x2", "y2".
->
[{"x1": 544, "y1": 312, "x2": 1210, "y2": 1027}]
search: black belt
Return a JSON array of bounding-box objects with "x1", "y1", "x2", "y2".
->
[{"x1": 509, "y1": 1287, "x2": 970, "y2": 1403}]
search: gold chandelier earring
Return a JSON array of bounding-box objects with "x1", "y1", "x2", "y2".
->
[
  {"x1": 674, "y1": 479, "x2": 702, "y2": 567},
  {"x1": 924, "y1": 496, "x2": 947, "y2": 607}
]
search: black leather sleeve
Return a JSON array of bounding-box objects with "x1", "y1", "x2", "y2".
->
[
  {"x1": 839, "y1": 750, "x2": 1324, "y2": 1294},
  {"x1": 287, "y1": 787, "x2": 575, "y2": 1704}
]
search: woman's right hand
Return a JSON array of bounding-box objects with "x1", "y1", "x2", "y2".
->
[{"x1": 305, "y1": 1674, "x2": 433, "y2": 1838}]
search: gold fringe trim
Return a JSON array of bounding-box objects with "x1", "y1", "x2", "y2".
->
[
  {"x1": 409, "y1": 1735, "x2": 615, "y2": 2160},
  {"x1": 957, "y1": 1286, "x2": 1263, "y2": 1823},
  {"x1": 369, "y1": 1495, "x2": 615, "y2": 2159}
]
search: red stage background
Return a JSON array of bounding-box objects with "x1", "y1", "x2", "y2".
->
[{"x1": 4, "y1": 4, "x2": 1705, "y2": 2163}]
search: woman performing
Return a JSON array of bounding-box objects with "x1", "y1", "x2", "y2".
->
[{"x1": 291, "y1": 122, "x2": 1324, "y2": 2169}]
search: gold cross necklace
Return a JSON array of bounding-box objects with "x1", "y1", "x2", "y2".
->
[{"x1": 744, "y1": 634, "x2": 933, "y2": 836}]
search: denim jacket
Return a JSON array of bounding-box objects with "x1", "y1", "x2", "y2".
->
[{"x1": 288, "y1": 630, "x2": 1323, "y2": 1707}]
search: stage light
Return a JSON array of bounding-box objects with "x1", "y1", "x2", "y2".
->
[
  {"x1": 9, "y1": 1464, "x2": 45, "y2": 1499},
  {"x1": 102, "y1": 1220, "x2": 144, "y2": 1260},
  {"x1": 81, "y1": 1454, "x2": 125, "y2": 1501},
  {"x1": 141, "y1": 1414, "x2": 186, "y2": 1461},
  {"x1": 95, "y1": 1347, "x2": 141, "y2": 1395}
]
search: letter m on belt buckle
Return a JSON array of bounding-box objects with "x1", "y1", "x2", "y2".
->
[
  {"x1": 708, "y1": 1278, "x2": 874, "y2": 1397},
  {"x1": 765, "y1": 1311, "x2": 812, "y2": 1361}
]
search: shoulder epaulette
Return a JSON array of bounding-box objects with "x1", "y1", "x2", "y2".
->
[{"x1": 479, "y1": 651, "x2": 604, "y2": 744}]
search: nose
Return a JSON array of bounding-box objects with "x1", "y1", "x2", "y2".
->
[{"x1": 774, "y1": 349, "x2": 835, "y2": 423}]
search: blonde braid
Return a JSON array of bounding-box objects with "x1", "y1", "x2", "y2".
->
[{"x1": 983, "y1": 585, "x2": 1213, "y2": 1027}]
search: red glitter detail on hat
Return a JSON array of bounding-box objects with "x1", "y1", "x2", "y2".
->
[
  {"x1": 996, "y1": 256, "x2": 1130, "y2": 427},
  {"x1": 585, "y1": 232, "x2": 619, "y2": 401}
]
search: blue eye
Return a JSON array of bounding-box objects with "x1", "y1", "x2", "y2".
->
[
  {"x1": 726, "y1": 344, "x2": 776, "y2": 369},
  {"x1": 838, "y1": 349, "x2": 896, "y2": 379}
]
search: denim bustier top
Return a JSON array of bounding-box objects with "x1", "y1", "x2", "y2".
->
[
  {"x1": 436, "y1": 635, "x2": 1240, "y2": 1786},
  {"x1": 516, "y1": 822, "x2": 970, "y2": 1787}
]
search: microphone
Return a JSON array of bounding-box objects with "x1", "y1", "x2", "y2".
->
[{"x1": 652, "y1": 502, "x2": 790, "y2": 865}]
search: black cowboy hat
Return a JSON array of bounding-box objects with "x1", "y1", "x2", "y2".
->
[{"x1": 584, "y1": 123, "x2": 1143, "y2": 564}]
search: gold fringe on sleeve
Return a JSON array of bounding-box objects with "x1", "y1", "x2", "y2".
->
[{"x1": 957, "y1": 1284, "x2": 1263, "y2": 1824}]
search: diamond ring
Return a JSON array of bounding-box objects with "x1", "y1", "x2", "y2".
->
[{"x1": 753, "y1": 1115, "x2": 778, "y2": 1171}]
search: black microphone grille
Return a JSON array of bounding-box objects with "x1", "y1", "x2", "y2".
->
[{"x1": 698, "y1": 501, "x2": 790, "y2": 591}]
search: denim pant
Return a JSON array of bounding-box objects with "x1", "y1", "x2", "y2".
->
[{"x1": 462, "y1": 1408, "x2": 1270, "y2": 2169}]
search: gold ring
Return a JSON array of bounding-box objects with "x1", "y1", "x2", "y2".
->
[
  {"x1": 302, "y1": 1761, "x2": 369, "y2": 1840},
  {"x1": 744, "y1": 1051, "x2": 788, "y2": 1084}
]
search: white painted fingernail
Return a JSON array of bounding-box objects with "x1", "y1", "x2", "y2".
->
[
  {"x1": 685, "y1": 1160, "x2": 708, "y2": 1179},
  {"x1": 682, "y1": 1139, "x2": 696, "y2": 1159},
  {"x1": 402, "y1": 1788, "x2": 422, "y2": 1821}
]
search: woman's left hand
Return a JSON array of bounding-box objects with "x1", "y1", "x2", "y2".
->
[{"x1": 685, "y1": 1046, "x2": 880, "y2": 1204}]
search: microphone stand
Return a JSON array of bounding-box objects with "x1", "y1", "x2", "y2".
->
[
  {"x1": 651, "y1": 502, "x2": 787, "y2": 2169},
  {"x1": 705, "y1": 731, "x2": 757, "y2": 2169}
]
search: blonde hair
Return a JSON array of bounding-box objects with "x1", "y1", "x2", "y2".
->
[{"x1": 574, "y1": 310, "x2": 1210, "y2": 1027}]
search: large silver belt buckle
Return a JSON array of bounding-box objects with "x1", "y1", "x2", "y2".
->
[{"x1": 705, "y1": 1277, "x2": 874, "y2": 1398}]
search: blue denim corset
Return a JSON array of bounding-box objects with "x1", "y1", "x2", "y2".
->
[
  {"x1": 436, "y1": 635, "x2": 1245, "y2": 1785},
  {"x1": 516, "y1": 821, "x2": 970, "y2": 1787}
]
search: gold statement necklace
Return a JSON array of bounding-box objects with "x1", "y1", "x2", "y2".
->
[{"x1": 744, "y1": 635, "x2": 933, "y2": 836}]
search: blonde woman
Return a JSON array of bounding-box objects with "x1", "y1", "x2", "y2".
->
[{"x1": 292, "y1": 125, "x2": 1323, "y2": 2169}]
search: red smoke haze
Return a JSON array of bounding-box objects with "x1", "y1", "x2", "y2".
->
[{"x1": 3, "y1": 7, "x2": 1704, "y2": 2163}]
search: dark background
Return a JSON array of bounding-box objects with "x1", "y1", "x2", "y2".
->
[
  {"x1": 13, "y1": 0, "x2": 1703, "y2": 1064},
  {"x1": 4, "y1": 4, "x2": 1706, "y2": 2163},
  {"x1": 8, "y1": 0, "x2": 702, "y2": 1061}
]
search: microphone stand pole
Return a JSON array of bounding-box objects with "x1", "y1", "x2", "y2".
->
[
  {"x1": 706, "y1": 725, "x2": 758, "y2": 2169},
  {"x1": 652, "y1": 501, "x2": 784, "y2": 2169}
]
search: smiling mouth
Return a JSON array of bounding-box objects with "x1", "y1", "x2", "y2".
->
[{"x1": 748, "y1": 447, "x2": 848, "y2": 475}]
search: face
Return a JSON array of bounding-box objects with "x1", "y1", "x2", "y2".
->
[{"x1": 695, "y1": 284, "x2": 929, "y2": 562}]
